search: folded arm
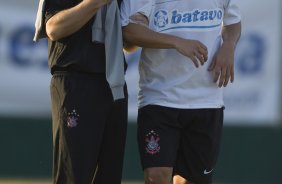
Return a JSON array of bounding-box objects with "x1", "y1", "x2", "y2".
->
[
  {"x1": 46, "y1": 0, "x2": 111, "y2": 41},
  {"x1": 122, "y1": 13, "x2": 208, "y2": 68}
]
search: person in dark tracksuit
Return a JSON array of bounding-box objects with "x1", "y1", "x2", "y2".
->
[{"x1": 33, "y1": 0, "x2": 127, "y2": 183}]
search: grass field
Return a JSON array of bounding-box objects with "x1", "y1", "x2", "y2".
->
[
  {"x1": 0, "y1": 180, "x2": 235, "y2": 184},
  {"x1": 0, "y1": 180, "x2": 142, "y2": 184},
  {"x1": 0, "y1": 181, "x2": 233, "y2": 184}
]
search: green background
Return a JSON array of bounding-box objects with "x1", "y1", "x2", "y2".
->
[{"x1": 0, "y1": 117, "x2": 281, "y2": 183}]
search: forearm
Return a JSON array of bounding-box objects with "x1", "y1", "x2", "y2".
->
[
  {"x1": 122, "y1": 22, "x2": 208, "y2": 67},
  {"x1": 221, "y1": 21, "x2": 241, "y2": 48},
  {"x1": 123, "y1": 23, "x2": 181, "y2": 49},
  {"x1": 46, "y1": 1, "x2": 103, "y2": 41}
]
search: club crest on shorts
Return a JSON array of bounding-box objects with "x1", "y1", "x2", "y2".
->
[
  {"x1": 66, "y1": 109, "x2": 79, "y2": 128},
  {"x1": 145, "y1": 130, "x2": 160, "y2": 155}
]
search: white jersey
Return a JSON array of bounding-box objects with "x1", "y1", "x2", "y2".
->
[{"x1": 121, "y1": 0, "x2": 241, "y2": 109}]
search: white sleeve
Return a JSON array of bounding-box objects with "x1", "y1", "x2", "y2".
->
[
  {"x1": 135, "y1": 0, "x2": 153, "y2": 18},
  {"x1": 120, "y1": 0, "x2": 153, "y2": 27},
  {"x1": 223, "y1": 0, "x2": 241, "y2": 26},
  {"x1": 120, "y1": 0, "x2": 132, "y2": 27}
]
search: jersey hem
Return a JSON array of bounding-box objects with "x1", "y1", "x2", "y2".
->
[{"x1": 138, "y1": 101, "x2": 224, "y2": 109}]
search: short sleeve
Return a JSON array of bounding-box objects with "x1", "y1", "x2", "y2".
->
[
  {"x1": 120, "y1": 0, "x2": 131, "y2": 26},
  {"x1": 45, "y1": 0, "x2": 76, "y2": 24},
  {"x1": 45, "y1": 0, "x2": 59, "y2": 24},
  {"x1": 223, "y1": 0, "x2": 241, "y2": 26},
  {"x1": 120, "y1": 0, "x2": 153, "y2": 27},
  {"x1": 136, "y1": 0, "x2": 153, "y2": 18}
]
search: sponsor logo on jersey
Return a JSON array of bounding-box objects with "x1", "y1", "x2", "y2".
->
[
  {"x1": 153, "y1": 8, "x2": 223, "y2": 32},
  {"x1": 154, "y1": 10, "x2": 169, "y2": 28}
]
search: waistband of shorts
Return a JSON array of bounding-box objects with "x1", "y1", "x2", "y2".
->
[{"x1": 52, "y1": 69, "x2": 106, "y2": 79}]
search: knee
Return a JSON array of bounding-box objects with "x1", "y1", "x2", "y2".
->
[{"x1": 144, "y1": 167, "x2": 172, "y2": 184}]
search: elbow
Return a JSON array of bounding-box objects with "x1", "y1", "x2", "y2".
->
[
  {"x1": 122, "y1": 25, "x2": 140, "y2": 45},
  {"x1": 122, "y1": 28, "x2": 139, "y2": 53},
  {"x1": 46, "y1": 21, "x2": 61, "y2": 41},
  {"x1": 123, "y1": 44, "x2": 138, "y2": 53},
  {"x1": 47, "y1": 33, "x2": 57, "y2": 41},
  {"x1": 122, "y1": 28, "x2": 133, "y2": 45},
  {"x1": 46, "y1": 27, "x2": 59, "y2": 41}
]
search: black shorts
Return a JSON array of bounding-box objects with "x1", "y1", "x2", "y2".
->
[
  {"x1": 50, "y1": 71, "x2": 128, "y2": 184},
  {"x1": 137, "y1": 105, "x2": 224, "y2": 184}
]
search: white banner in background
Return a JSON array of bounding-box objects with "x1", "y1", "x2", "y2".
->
[
  {"x1": 0, "y1": 0, "x2": 281, "y2": 125},
  {"x1": 223, "y1": 0, "x2": 281, "y2": 125},
  {"x1": 0, "y1": 1, "x2": 50, "y2": 118}
]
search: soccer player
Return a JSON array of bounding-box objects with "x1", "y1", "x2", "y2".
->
[
  {"x1": 121, "y1": 0, "x2": 241, "y2": 183},
  {"x1": 34, "y1": 0, "x2": 127, "y2": 183}
]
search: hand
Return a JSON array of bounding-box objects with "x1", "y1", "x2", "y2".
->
[
  {"x1": 208, "y1": 42, "x2": 235, "y2": 87},
  {"x1": 174, "y1": 38, "x2": 208, "y2": 68}
]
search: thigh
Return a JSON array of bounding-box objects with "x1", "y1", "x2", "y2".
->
[
  {"x1": 50, "y1": 72, "x2": 113, "y2": 184},
  {"x1": 174, "y1": 108, "x2": 224, "y2": 184},
  {"x1": 94, "y1": 85, "x2": 128, "y2": 184},
  {"x1": 137, "y1": 105, "x2": 181, "y2": 170}
]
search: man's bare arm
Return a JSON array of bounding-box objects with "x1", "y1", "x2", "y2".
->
[
  {"x1": 123, "y1": 14, "x2": 208, "y2": 67},
  {"x1": 46, "y1": 0, "x2": 111, "y2": 41},
  {"x1": 208, "y1": 22, "x2": 242, "y2": 87},
  {"x1": 123, "y1": 13, "x2": 149, "y2": 53}
]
